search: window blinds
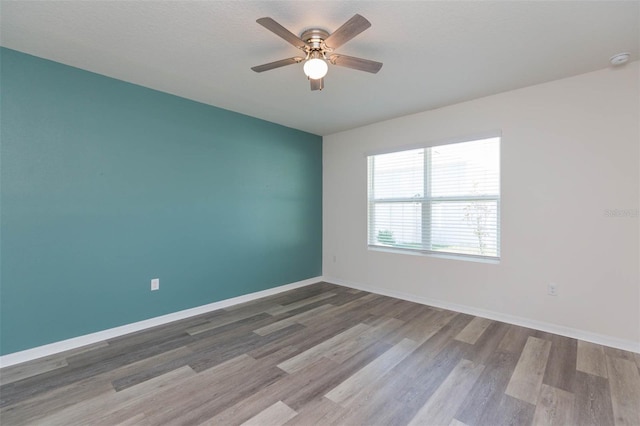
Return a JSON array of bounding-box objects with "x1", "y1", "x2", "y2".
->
[{"x1": 368, "y1": 137, "x2": 500, "y2": 259}]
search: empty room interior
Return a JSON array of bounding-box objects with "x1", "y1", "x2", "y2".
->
[{"x1": 1, "y1": 1, "x2": 639, "y2": 425}]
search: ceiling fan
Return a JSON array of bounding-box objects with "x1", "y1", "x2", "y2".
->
[{"x1": 251, "y1": 14, "x2": 383, "y2": 91}]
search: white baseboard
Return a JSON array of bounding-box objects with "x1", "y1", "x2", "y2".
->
[
  {"x1": 4, "y1": 274, "x2": 637, "y2": 368},
  {"x1": 325, "y1": 276, "x2": 640, "y2": 354},
  {"x1": 0, "y1": 276, "x2": 323, "y2": 368}
]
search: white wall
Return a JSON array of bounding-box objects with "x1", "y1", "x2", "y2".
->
[{"x1": 323, "y1": 62, "x2": 640, "y2": 350}]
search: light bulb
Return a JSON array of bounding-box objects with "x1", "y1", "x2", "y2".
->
[{"x1": 303, "y1": 58, "x2": 328, "y2": 80}]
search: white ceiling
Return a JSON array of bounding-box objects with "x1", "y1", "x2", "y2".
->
[{"x1": 1, "y1": 1, "x2": 638, "y2": 136}]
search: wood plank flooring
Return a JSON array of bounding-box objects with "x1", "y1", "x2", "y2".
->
[{"x1": 1, "y1": 282, "x2": 639, "y2": 426}]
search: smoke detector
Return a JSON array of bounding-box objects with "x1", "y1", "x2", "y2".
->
[{"x1": 609, "y1": 52, "x2": 631, "y2": 66}]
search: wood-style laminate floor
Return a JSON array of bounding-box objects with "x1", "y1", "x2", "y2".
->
[{"x1": 1, "y1": 282, "x2": 639, "y2": 426}]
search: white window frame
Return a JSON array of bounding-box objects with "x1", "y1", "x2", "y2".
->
[{"x1": 367, "y1": 132, "x2": 501, "y2": 262}]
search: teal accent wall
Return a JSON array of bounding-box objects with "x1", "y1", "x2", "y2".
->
[{"x1": 0, "y1": 48, "x2": 322, "y2": 355}]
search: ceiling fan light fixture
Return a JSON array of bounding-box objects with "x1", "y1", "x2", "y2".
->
[{"x1": 303, "y1": 57, "x2": 328, "y2": 80}]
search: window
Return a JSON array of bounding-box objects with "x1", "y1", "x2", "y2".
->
[{"x1": 367, "y1": 136, "x2": 500, "y2": 259}]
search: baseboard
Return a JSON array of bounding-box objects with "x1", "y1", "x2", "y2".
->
[
  {"x1": 0, "y1": 276, "x2": 323, "y2": 368},
  {"x1": 5, "y1": 274, "x2": 636, "y2": 368},
  {"x1": 325, "y1": 276, "x2": 640, "y2": 354}
]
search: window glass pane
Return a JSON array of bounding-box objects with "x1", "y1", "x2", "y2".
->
[
  {"x1": 430, "y1": 200, "x2": 499, "y2": 257},
  {"x1": 372, "y1": 202, "x2": 422, "y2": 249},
  {"x1": 430, "y1": 138, "x2": 500, "y2": 197},
  {"x1": 372, "y1": 149, "x2": 423, "y2": 199}
]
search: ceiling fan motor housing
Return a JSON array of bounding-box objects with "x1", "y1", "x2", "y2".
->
[{"x1": 300, "y1": 29, "x2": 330, "y2": 58}]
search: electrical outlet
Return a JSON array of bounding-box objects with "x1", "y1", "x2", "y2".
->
[
  {"x1": 547, "y1": 282, "x2": 558, "y2": 296},
  {"x1": 151, "y1": 278, "x2": 159, "y2": 291}
]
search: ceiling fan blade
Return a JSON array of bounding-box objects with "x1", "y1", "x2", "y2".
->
[
  {"x1": 251, "y1": 57, "x2": 304, "y2": 73},
  {"x1": 256, "y1": 17, "x2": 309, "y2": 50},
  {"x1": 310, "y1": 78, "x2": 324, "y2": 91},
  {"x1": 324, "y1": 14, "x2": 371, "y2": 50},
  {"x1": 329, "y1": 54, "x2": 383, "y2": 73}
]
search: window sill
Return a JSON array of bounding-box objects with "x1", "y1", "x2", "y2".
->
[{"x1": 368, "y1": 245, "x2": 500, "y2": 264}]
